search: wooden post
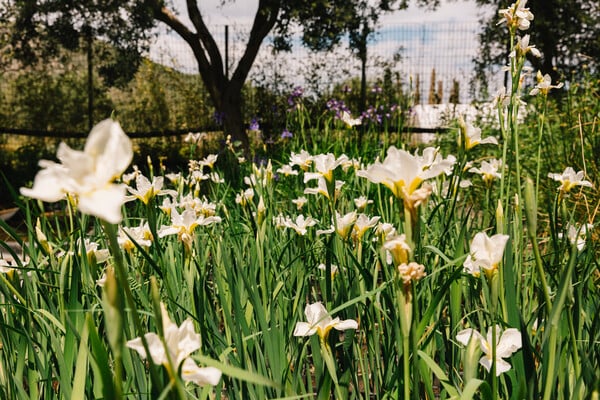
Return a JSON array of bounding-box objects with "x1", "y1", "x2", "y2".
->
[
  {"x1": 225, "y1": 25, "x2": 229, "y2": 79},
  {"x1": 86, "y1": 26, "x2": 94, "y2": 131}
]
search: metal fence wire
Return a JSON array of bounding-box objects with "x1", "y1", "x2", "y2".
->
[
  {"x1": 1, "y1": 20, "x2": 487, "y2": 138},
  {"x1": 151, "y1": 21, "x2": 483, "y2": 104}
]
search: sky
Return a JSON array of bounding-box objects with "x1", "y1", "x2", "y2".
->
[
  {"x1": 149, "y1": 1, "x2": 496, "y2": 101},
  {"x1": 188, "y1": 0, "x2": 488, "y2": 25}
]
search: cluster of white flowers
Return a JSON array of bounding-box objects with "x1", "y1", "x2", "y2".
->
[
  {"x1": 118, "y1": 221, "x2": 154, "y2": 252},
  {"x1": 498, "y1": 0, "x2": 534, "y2": 31},
  {"x1": 304, "y1": 153, "x2": 349, "y2": 183},
  {"x1": 187, "y1": 154, "x2": 223, "y2": 185},
  {"x1": 283, "y1": 150, "x2": 361, "y2": 201},
  {"x1": 315, "y1": 211, "x2": 380, "y2": 243},
  {"x1": 302, "y1": 153, "x2": 353, "y2": 200},
  {"x1": 498, "y1": 0, "x2": 563, "y2": 98},
  {"x1": 17, "y1": 73, "x2": 594, "y2": 392}
]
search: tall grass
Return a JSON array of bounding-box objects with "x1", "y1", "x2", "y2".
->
[{"x1": 1, "y1": 2, "x2": 599, "y2": 398}]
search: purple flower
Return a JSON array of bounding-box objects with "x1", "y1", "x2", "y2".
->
[
  {"x1": 281, "y1": 129, "x2": 293, "y2": 139},
  {"x1": 361, "y1": 105, "x2": 382, "y2": 124},
  {"x1": 326, "y1": 98, "x2": 350, "y2": 117},
  {"x1": 249, "y1": 118, "x2": 260, "y2": 131},
  {"x1": 288, "y1": 86, "x2": 304, "y2": 107}
]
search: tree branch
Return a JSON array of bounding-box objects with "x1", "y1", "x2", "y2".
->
[
  {"x1": 229, "y1": 0, "x2": 280, "y2": 94},
  {"x1": 185, "y1": 0, "x2": 224, "y2": 80},
  {"x1": 148, "y1": 0, "x2": 223, "y2": 102}
]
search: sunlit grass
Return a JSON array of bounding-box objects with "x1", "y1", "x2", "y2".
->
[{"x1": 1, "y1": 2, "x2": 599, "y2": 399}]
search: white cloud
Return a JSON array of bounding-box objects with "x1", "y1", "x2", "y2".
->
[
  {"x1": 174, "y1": 0, "x2": 488, "y2": 25},
  {"x1": 381, "y1": 0, "x2": 490, "y2": 24}
]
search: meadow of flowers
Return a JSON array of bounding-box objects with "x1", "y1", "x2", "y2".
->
[{"x1": 1, "y1": 1, "x2": 599, "y2": 399}]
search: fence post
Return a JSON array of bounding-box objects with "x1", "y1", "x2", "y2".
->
[
  {"x1": 358, "y1": 20, "x2": 369, "y2": 148},
  {"x1": 225, "y1": 25, "x2": 229, "y2": 79},
  {"x1": 86, "y1": 26, "x2": 94, "y2": 131}
]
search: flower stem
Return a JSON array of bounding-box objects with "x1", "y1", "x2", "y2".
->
[
  {"x1": 403, "y1": 332, "x2": 410, "y2": 400},
  {"x1": 534, "y1": 96, "x2": 548, "y2": 205},
  {"x1": 490, "y1": 273, "x2": 499, "y2": 400},
  {"x1": 397, "y1": 285, "x2": 412, "y2": 399},
  {"x1": 101, "y1": 221, "x2": 164, "y2": 397}
]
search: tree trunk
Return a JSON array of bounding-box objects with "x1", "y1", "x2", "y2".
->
[
  {"x1": 151, "y1": 1, "x2": 280, "y2": 155},
  {"x1": 220, "y1": 90, "x2": 249, "y2": 151}
]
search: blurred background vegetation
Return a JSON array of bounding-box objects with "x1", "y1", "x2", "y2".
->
[{"x1": 0, "y1": 0, "x2": 598, "y2": 208}]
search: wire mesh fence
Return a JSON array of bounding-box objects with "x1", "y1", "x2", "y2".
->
[
  {"x1": 1, "y1": 20, "x2": 491, "y2": 138},
  {"x1": 150, "y1": 20, "x2": 484, "y2": 104}
]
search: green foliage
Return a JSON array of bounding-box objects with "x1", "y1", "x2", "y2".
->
[
  {"x1": 6, "y1": 0, "x2": 444, "y2": 148},
  {"x1": 110, "y1": 60, "x2": 212, "y2": 133},
  {"x1": 0, "y1": 42, "x2": 113, "y2": 132},
  {"x1": 7, "y1": 0, "x2": 154, "y2": 67},
  {"x1": 0, "y1": 6, "x2": 599, "y2": 397},
  {"x1": 0, "y1": 138, "x2": 55, "y2": 208},
  {"x1": 112, "y1": 60, "x2": 171, "y2": 132},
  {"x1": 554, "y1": 70, "x2": 600, "y2": 177},
  {"x1": 0, "y1": 44, "x2": 212, "y2": 134},
  {"x1": 0, "y1": 68, "x2": 598, "y2": 398},
  {"x1": 473, "y1": 0, "x2": 599, "y2": 95}
]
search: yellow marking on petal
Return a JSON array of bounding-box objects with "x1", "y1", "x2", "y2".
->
[
  {"x1": 317, "y1": 325, "x2": 334, "y2": 341},
  {"x1": 408, "y1": 177, "x2": 423, "y2": 195}
]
